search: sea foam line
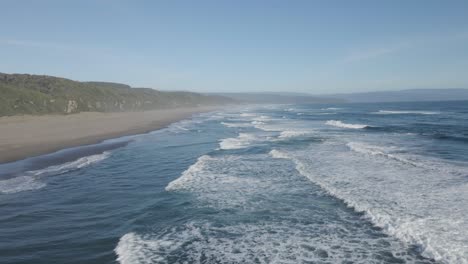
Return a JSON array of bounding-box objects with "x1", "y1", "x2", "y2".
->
[
  {"x1": 374, "y1": 110, "x2": 440, "y2": 115},
  {"x1": 220, "y1": 122, "x2": 253, "y2": 128},
  {"x1": 346, "y1": 142, "x2": 421, "y2": 167},
  {"x1": 278, "y1": 130, "x2": 312, "y2": 138},
  {"x1": 115, "y1": 219, "x2": 399, "y2": 264},
  {"x1": 325, "y1": 120, "x2": 369, "y2": 129},
  {"x1": 0, "y1": 152, "x2": 110, "y2": 194},
  {"x1": 321, "y1": 107, "x2": 343, "y2": 110},
  {"x1": 0, "y1": 176, "x2": 46, "y2": 194},
  {"x1": 346, "y1": 141, "x2": 468, "y2": 174},
  {"x1": 268, "y1": 148, "x2": 468, "y2": 263},
  {"x1": 165, "y1": 155, "x2": 212, "y2": 191},
  {"x1": 218, "y1": 133, "x2": 258, "y2": 150}
]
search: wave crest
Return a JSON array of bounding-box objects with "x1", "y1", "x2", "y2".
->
[
  {"x1": 0, "y1": 176, "x2": 46, "y2": 194},
  {"x1": 269, "y1": 149, "x2": 290, "y2": 159},
  {"x1": 218, "y1": 133, "x2": 258, "y2": 150},
  {"x1": 0, "y1": 152, "x2": 110, "y2": 194},
  {"x1": 275, "y1": 143, "x2": 468, "y2": 263},
  {"x1": 165, "y1": 155, "x2": 213, "y2": 191},
  {"x1": 375, "y1": 110, "x2": 440, "y2": 115},
  {"x1": 325, "y1": 120, "x2": 369, "y2": 129},
  {"x1": 220, "y1": 122, "x2": 252, "y2": 128}
]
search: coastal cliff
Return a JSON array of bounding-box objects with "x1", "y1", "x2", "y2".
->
[{"x1": 0, "y1": 73, "x2": 232, "y2": 116}]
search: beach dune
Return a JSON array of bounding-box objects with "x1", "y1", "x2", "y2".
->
[{"x1": 0, "y1": 107, "x2": 217, "y2": 163}]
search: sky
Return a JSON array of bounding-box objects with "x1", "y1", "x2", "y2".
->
[{"x1": 1, "y1": 0, "x2": 468, "y2": 94}]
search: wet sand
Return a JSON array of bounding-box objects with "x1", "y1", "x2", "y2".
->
[{"x1": 0, "y1": 107, "x2": 218, "y2": 163}]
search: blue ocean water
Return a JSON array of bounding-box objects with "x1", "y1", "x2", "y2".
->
[{"x1": 1, "y1": 101, "x2": 468, "y2": 264}]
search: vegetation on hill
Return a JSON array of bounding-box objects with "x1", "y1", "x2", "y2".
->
[{"x1": 0, "y1": 73, "x2": 233, "y2": 116}]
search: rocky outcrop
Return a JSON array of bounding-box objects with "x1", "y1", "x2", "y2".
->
[{"x1": 66, "y1": 100, "x2": 78, "y2": 113}]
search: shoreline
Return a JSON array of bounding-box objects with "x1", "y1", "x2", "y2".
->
[{"x1": 0, "y1": 106, "x2": 219, "y2": 164}]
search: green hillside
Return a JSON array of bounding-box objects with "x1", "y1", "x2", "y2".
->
[{"x1": 0, "y1": 73, "x2": 232, "y2": 116}]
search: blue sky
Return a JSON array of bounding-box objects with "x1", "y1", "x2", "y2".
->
[{"x1": 1, "y1": 0, "x2": 468, "y2": 94}]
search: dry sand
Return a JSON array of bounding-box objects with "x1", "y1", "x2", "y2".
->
[{"x1": 0, "y1": 107, "x2": 218, "y2": 163}]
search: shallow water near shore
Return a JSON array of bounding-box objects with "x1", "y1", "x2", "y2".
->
[{"x1": 1, "y1": 101, "x2": 467, "y2": 263}]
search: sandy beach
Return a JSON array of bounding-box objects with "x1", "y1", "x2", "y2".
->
[{"x1": 0, "y1": 107, "x2": 218, "y2": 164}]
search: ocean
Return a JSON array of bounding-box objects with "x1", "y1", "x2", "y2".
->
[{"x1": 0, "y1": 101, "x2": 467, "y2": 264}]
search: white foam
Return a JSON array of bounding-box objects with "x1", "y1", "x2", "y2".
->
[
  {"x1": 0, "y1": 152, "x2": 110, "y2": 194},
  {"x1": 220, "y1": 122, "x2": 253, "y2": 128},
  {"x1": 251, "y1": 120, "x2": 265, "y2": 125},
  {"x1": 278, "y1": 130, "x2": 312, "y2": 139},
  {"x1": 166, "y1": 154, "x2": 274, "y2": 209},
  {"x1": 218, "y1": 133, "x2": 258, "y2": 150},
  {"x1": 115, "y1": 232, "x2": 181, "y2": 264},
  {"x1": 325, "y1": 120, "x2": 369, "y2": 129},
  {"x1": 346, "y1": 142, "x2": 421, "y2": 167},
  {"x1": 166, "y1": 151, "x2": 312, "y2": 209},
  {"x1": 269, "y1": 149, "x2": 290, "y2": 159},
  {"x1": 116, "y1": 218, "x2": 421, "y2": 263},
  {"x1": 165, "y1": 155, "x2": 213, "y2": 192},
  {"x1": 346, "y1": 142, "x2": 468, "y2": 174},
  {"x1": 251, "y1": 115, "x2": 274, "y2": 123},
  {"x1": 0, "y1": 176, "x2": 46, "y2": 194},
  {"x1": 155, "y1": 145, "x2": 438, "y2": 263},
  {"x1": 166, "y1": 119, "x2": 198, "y2": 133},
  {"x1": 374, "y1": 110, "x2": 440, "y2": 115},
  {"x1": 165, "y1": 112, "x2": 227, "y2": 133},
  {"x1": 114, "y1": 222, "x2": 357, "y2": 264},
  {"x1": 172, "y1": 125, "x2": 190, "y2": 131},
  {"x1": 321, "y1": 107, "x2": 343, "y2": 110},
  {"x1": 272, "y1": 143, "x2": 468, "y2": 263},
  {"x1": 253, "y1": 118, "x2": 323, "y2": 133},
  {"x1": 31, "y1": 152, "x2": 111, "y2": 177},
  {"x1": 252, "y1": 121, "x2": 285, "y2": 132}
]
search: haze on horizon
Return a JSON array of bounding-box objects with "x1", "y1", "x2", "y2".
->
[{"x1": 1, "y1": 0, "x2": 468, "y2": 94}]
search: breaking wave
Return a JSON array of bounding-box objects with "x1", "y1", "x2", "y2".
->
[
  {"x1": 0, "y1": 176, "x2": 46, "y2": 194},
  {"x1": 375, "y1": 110, "x2": 440, "y2": 115},
  {"x1": 268, "y1": 147, "x2": 468, "y2": 263},
  {"x1": 325, "y1": 120, "x2": 369, "y2": 129},
  {"x1": 127, "y1": 148, "x2": 435, "y2": 264},
  {"x1": 321, "y1": 107, "x2": 343, "y2": 110},
  {"x1": 115, "y1": 219, "x2": 415, "y2": 264},
  {"x1": 218, "y1": 133, "x2": 259, "y2": 150},
  {"x1": 278, "y1": 130, "x2": 313, "y2": 138},
  {"x1": 165, "y1": 155, "x2": 213, "y2": 192},
  {"x1": 220, "y1": 122, "x2": 253, "y2": 128},
  {"x1": 0, "y1": 152, "x2": 110, "y2": 194},
  {"x1": 346, "y1": 142, "x2": 421, "y2": 167}
]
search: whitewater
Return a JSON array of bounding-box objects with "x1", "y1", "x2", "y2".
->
[{"x1": 1, "y1": 101, "x2": 467, "y2": 264}]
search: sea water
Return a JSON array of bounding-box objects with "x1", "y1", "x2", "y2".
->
[{"x1": 1, "y1": 101, "x2": 467, "y2": 263}]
